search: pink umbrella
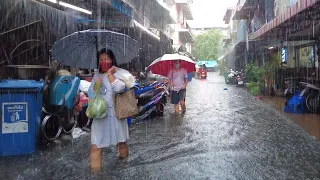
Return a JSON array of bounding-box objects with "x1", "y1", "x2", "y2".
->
[{"x1": 148, "y1": 54, "x2": 196, "y2": 77}]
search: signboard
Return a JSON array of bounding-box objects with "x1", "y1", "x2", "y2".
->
[
  {"x1": 2, "y1": 102, "x2": 28, "y2": 134},
  {"x1": 281, "y1": 47, "x2": 287, "y2": 63},
  {"x1": 111, "y1": 0, "x2": 133, "y2": 18}
]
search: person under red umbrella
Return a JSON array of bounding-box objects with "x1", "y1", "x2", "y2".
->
[
  {"x1": 148, "y1": 54, "x2": 195, "y2": 113},
  {"x1": 168, "y1": 60, "x2": 189, "y2": 113}
]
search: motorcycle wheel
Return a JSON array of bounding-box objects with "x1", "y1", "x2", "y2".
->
[
  {"x1": 156, "y1": 102, "x2": 165, "y2": 117},
  {"x1": 62, "y1": 114, "x2": 77, "y2": 134},
  {"x1": 41, "y1": 114, "x2": 63, "y2": 142},
  {"x1": 306, "y1": 92, "x2": 320, "y2": 114},
  {"x1": 77, "y1": 107, "x2": 92, "y2": 129}
]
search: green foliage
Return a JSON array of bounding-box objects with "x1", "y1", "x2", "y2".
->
[
  {"x1": 193, "y1": 30, "x2": 225, "y2": 60},
  {"x1": 245, "y1": 63, "x2": 265, "y2": 86},
  {"x1": 218, "y1": 59, "x2": 228, "y2": 74},
  {"x1": 263, "y1": 51, "x2": 281, "y2": 81},
  {"x1": 248, "y1": 82, "x2": 258, "y2": 90},
  {"x1": 250, "y1": 85, "x2": 261, "y2": 96}
]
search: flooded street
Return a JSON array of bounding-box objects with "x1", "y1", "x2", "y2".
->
[{"x1": 1, "y1": 72, "x2": 320, "y2": 179}]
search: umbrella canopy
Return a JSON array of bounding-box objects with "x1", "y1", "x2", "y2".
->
[
  {"x1": 148, "y1": 54, "x2": 196, "y2": 77},
  {"x1": 51, "y1": 29, "x2": 140, "y2": 69}
]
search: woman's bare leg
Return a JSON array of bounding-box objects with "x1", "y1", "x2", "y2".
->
[
  {"x1": 174, "y1": 104, "x2": 180, "y2": 113},
  {"x1": 180, "y1": 100, "x2": 186, "y2": 112},
  {"x1": 90, "y1": 144, "x2": 102, "y2": 172},
  {"x1": 118, "y1": 142, "x2": 129, "y2": 159}
]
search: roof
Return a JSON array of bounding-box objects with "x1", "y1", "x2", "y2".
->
[{"x1": 197, "y1": 60, "x2": 218, "y2": 67}]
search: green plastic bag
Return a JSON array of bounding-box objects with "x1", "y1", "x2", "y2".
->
[{"x1": 86, "y1": 82, "x2": 108, "y2": 119}]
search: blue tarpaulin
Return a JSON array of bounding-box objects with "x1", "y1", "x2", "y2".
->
[{"x1": 197, "y1": 60, "x2": 218, "y2": 68}]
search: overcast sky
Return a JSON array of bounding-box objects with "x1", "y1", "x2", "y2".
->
[{"x1": 188, "y1": 0, "x2": 238, "y2": 28}]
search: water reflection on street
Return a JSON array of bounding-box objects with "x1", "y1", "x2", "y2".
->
[{"x1": 1, "y1": 72, "x2": 320, "y2": 179}]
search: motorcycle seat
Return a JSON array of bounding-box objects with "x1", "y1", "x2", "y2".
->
[
  {"x1": 137, "y1": 90, "x2": 157, "y2": 99},
  {"x1": 137, "y1": 92, "x2": 156, "y2": 106}
]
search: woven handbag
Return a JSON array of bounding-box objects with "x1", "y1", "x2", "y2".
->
[{"x1": 114, "y1": 89, "x2": 139, "y2": 120}]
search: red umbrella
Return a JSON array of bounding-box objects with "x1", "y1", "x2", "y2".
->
[{"x1": 148, "y1": 54, "x2": 196, "y2": 77}]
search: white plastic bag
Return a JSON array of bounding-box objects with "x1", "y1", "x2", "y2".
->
[
  {"x1": 114, "y1": 68, "x2": 135, "y2": 89},
  {"x1": 72, "y1": 128, "x2": 87, "y2": 138},
  {"x1": 79, "y1": 80, "x2": 91, "y2": 93}
]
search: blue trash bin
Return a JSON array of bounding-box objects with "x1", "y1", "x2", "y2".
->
[{"x1": 0, "y1": 80, "x2": 44, "y2": 156}]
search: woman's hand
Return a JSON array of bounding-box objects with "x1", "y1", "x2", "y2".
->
[
  {"x1": 183, "y1": 84, "x2": 187, "y2": 89},
  {"x1": 107, "y1": 66, "x2": 117, "y2": 76}
]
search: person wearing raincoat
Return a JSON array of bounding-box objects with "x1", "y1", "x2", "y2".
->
[{"x1": 88, "y1": 48, "x2": 129, "y2": 172}]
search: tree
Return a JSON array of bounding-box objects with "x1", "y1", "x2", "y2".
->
[{"x1": 193, "y1": 30, "x2": 225, "y2": 60}]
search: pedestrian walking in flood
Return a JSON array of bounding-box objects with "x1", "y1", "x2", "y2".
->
[
  {"x1": 88, "y1": 49, "x2": 129, "y2": 172},
  {"x1": 168, "y1": 60, "x2": 189, "y2": 113}
]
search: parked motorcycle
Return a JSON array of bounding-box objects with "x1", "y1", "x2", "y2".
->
[
  {"x1": 299, "y1": 82, "x2": 320, "y2": 114},
  {"x1": 235, "y1": 69, "x2": 245, "y2": 87},
  {"x1": 228, "y1": 68, "x2": 240, "y2": 84},
  {"x1": 41, "y1": 75, "x2": 81, "y2": 142},
  {"x1": 284, "y1": 77, "x2": 301, "y2": 100},
  {"x1": 132, "y1": 81, "x2": 169, "y2": 122}
]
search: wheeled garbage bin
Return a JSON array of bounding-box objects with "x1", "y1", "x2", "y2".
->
[{"x1": 0, "y1": 80, "x2": 44, "y2": 156}]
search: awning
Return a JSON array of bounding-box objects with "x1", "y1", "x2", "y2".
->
[
  {"x1": 152, "y1": 1, "x2": 175, "y2": 24},
  {"x1": 223, "y1": 8, "x2": 234, "y2": 24},
  {"x1": 250, "y1": 0, "x2": 320, "y2": 40},
  {"x1": 232, "y1": 0, "x2": 256, "y2": 20},
  {"x1": 197, "y1": 61, "x2": 217, "y2": 68},
  {"x1": 133, "y1": 20, "x2": 160, "y2": 40},
  {"x1": 177, "y1": 29, "x2": 194, "y2": 42},
  {"x1": 176, "y1": 2, "x2": 193, "y2": 20},
  {"x1": 172, "y1": 44, "x2": 187, "y2": 52}
]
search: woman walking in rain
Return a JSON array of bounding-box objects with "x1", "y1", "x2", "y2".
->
[
  {"x1": 88, "y1": 49, "x2": 129, "y2": 172},
  {"x1": 168, "y1": 60, "x2": 189, "y2": 113}
]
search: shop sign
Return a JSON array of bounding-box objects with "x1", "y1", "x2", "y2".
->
[{"x1": 111, "y1": 0, "x2": 133, "y2": 18}]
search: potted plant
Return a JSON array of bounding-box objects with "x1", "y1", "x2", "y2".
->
[
  {"x1": 263, "y1": 52, "x2": 281, "y2": 96},
  {"x1": 245, "y1": 63, "x2": 266, "y2": 96}
]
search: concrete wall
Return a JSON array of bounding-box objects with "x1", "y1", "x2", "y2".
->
[{"x1": 286, "y1": 46, "x2": 296, "y2": 68}]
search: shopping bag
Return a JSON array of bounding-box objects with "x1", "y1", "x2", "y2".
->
[{"x1": 86, "y1": 82, "x2": 108, "y2": 119}]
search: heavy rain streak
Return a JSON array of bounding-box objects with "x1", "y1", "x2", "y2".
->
[{"x1": 0, "y1": 0, "x2": 320, "y2": 179}]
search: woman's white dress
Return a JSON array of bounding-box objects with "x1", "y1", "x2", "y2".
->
[{"x1": 89, "y1": 73, "x2": 129, "y2": 148}]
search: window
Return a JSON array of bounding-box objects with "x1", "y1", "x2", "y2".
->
[{"x1": 299, "y1": 46, "x2": 315, "y2": 67}]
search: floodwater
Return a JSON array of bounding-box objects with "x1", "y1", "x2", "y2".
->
[
  {"x1": 1, "y1": 72, "x2": 320, "y2": 179},
  {"x1": 262, "y1": 96, "x2": 320, "y2": 140}
]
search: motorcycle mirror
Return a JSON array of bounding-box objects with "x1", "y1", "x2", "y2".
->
[{"x1": 140, "y1": 72, "x2": 146, "y2": 80}]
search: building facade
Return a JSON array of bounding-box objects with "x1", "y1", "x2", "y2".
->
[
  {"x1": 0, "y1": 0, "x2": 177, "y2": 78},
  {"x1": 223, "y1": 0, "x2": 320, "y2": 87},
  {"x1": 160, "y1": 0, "x2": 194, "y2": 53}
]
